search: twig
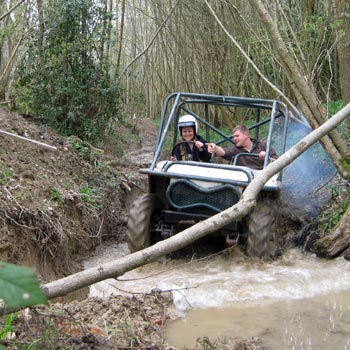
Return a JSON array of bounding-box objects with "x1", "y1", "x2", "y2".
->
[
  {"x1": 108, "y1": 284, "x2": 197, "y2": 296},
  {"x1": 109, "y1": 285, "x2": 194, "y2": 310},
  {"x1": 204, "y1": 0, "x2": 300, "y2": 115},
  {"x1": 116, "y1": 246, "x2": 236, "y2": 282},
  {"x1": 0, "y1": 0, "x2": 25, "y2": 21},
  {"x1": 314, "y1": 172, "x2": 338, "y2": 194},
  {"x1": 3, "y1": 186, "x2": 27, "y2": 213},
  {"x1": 121, "y1": 173, "x2": 145, "y2": 193}
]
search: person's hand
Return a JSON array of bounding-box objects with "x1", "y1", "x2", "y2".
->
[
  {"x1": 170, "y1": 155, "x2": 176, "y2": 161},
  {"x1": 258, "y1": 151, "x2": 266, "y2": 160},
  {"x1": 194, "y1": 140, "x2": 204, "y2": 150},
  {"x1": 207, "y1": 143, "x2": 217, "y2": 154}
]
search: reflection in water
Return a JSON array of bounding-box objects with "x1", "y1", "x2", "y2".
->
[{"x1": 84, "y1": 246, "x2": 350, "y2": 350}]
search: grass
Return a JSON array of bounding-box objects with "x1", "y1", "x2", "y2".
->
[
  {"x1": 0, "y1": 162, "x2": 13, "y2": 186},
  {"x1": 68, "y1": 137, "x2": 90, "y2": 158},
  {"x1": 0, "y1": 313, "x2": 16, "y2": 341},
  {"x1": 49, "y1": 187, "x2": 63, "y2": 203},
  {"x1": 79, "y1": 185, "x2": 98, "y2": 205}
]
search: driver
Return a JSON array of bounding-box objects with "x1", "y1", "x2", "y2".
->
[{"x1": 170, "y1": 115, "x2": 211, "y2": 162}]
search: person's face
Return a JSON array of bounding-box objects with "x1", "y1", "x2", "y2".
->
[
  {"x1": 232, "y1": 130, "x2": 249, "y2": 147},
  {"x1": 181, "y1": 126, "x2": 195, "y2": 141}
]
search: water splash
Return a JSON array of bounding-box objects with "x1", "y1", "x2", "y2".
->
[{"x1": 85, "y1": 246, "x2": 350, "y2": 312}]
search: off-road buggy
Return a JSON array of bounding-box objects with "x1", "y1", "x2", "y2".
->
[{"x1": 127, "y1": 92, "x2": 289, "y2": 258}]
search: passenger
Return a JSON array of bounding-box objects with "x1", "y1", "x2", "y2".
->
[
  {"x1": 207, "y1": 125, "x2": 277, "y2": 170},
  {"x1": 170, "y1": 115, "x2": 211, "y2": 162}
]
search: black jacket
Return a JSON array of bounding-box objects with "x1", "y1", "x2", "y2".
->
[{"x1": 173, "y1": 135, "x2": 211, "y2": 162}]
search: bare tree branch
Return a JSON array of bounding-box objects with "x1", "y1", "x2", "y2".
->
[
  {"x1": 0, "y1": 33, "x2": 25, "y2": 85},
  {"x1": 116, "y1": 0, "x2": 126, "y2": 71},
  {"x1": 248, "y1": 0, "x2": 350, "y2": 178},
  {"x1": 0, "y1": 0, "x2": 25, "y2": 22},
  {"x1": 0, "y1": 129, "x2": 57, "y2": 152}
]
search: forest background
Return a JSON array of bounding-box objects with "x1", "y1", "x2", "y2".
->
[
  {"x1": 1, "y1": 0, "x2": 350, "y2": 301},
  {"x1": 1, "y1": 1, "x2": 350, "y2": 142}
]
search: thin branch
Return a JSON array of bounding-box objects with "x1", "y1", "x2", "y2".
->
[
  {"x1": 275, "y1": 0, "x2": 306, "y2": 65},
  {"x1": 225, "y1": 1, "x2": 282, "y2": 64},
  {"x1": 0, "y1": 0, "x2": 25, "y2": 21},
  {"x1": 109, "y1": 285, "x2": 195, "y2": 309},
  {"x1": 116, "y1": 0, "x2": 126, "y2": 71},
  {"x1": 0, "y1": 33, "x2": 25, "y2": 84}
]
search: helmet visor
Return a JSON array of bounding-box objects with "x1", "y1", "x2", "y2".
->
[{"x1": 179, "y1": 121, "x2": 195, "y2": 128}]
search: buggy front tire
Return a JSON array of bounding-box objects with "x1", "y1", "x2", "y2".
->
[
  {"x1": 246, "y1": 194, "x2": 277, "y2": 259},
  {"x1": 127, "y1": 194, "x2": 164, "y2": 253}
]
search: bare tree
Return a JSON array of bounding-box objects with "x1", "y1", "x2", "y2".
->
[
  {"x1": 116, "y1": 0, "x2": 126, "y2": 71},
  {"x1": 0, "y1": 0, "x2": 28, "y2": 100}
]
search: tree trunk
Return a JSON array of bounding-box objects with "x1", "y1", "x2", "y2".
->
[
  {"x1": 333, "y1": 0, "x2": 350, "y2": 133},
  {"x1": 116, "y1": 0, "x2": 126, "y2": 72}
]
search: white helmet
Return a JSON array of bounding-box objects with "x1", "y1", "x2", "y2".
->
[{"x1": 178, "y1": 115, "x2": 198, "y2": 135}]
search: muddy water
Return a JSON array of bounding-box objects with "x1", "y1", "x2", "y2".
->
[
  {"x1": 166, "y1": 291, "x2": 350, "y2": 349},
  {"x1": 84, "y1": 245, "x2": 350, "y2": 349}
]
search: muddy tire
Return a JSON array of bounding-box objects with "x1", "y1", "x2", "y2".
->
[
  {"x1": 246, "y1": 194, "x2": 277, "y2": 259},
  {"x1": 127, "y1": 194, "x2": 164, "y2": 253}
]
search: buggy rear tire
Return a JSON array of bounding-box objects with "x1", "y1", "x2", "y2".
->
[
  {"x1": 127, "y1": 194, "x2": 164, "y2": 253},
  {"x1": 246, "y1": 194, "x2": 277, "y2": 259}
]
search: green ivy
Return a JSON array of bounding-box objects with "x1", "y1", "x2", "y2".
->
[{"x1": 327, "y1": 100, "x2": 343, "y2": 115}]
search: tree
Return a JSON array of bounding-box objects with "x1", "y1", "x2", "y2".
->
[{"x1": 333, "y1": 0, "x2": 350, "y2": 132}]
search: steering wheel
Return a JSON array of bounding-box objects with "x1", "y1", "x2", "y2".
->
[{"x1": 171, "y1": 141, "x2": 194, "y2": 157}]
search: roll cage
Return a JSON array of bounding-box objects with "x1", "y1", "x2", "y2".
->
[{"x1": 150, "y1": 92, "x2": 289, "y2": 174}]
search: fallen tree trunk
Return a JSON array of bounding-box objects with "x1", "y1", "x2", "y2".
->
[
  {"x1": 313, "y1": 205, "x2": 350, "y2": 258},
  {"x1": 1, "y1": 103, "x2": 349, "y2": 315}
]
